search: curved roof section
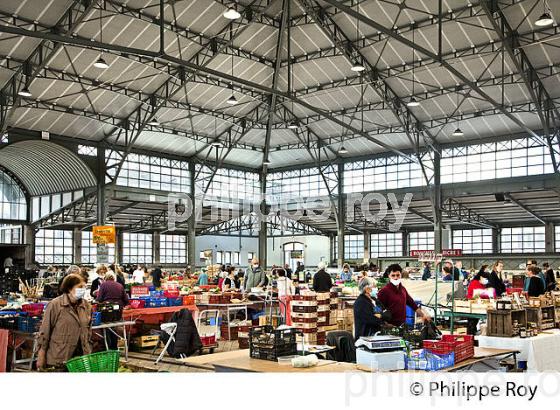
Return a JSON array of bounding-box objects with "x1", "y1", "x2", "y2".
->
[{"x1": 0, "y1": 140, "x2": 97, "y2": 196}]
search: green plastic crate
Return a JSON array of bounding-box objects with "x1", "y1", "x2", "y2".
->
[{"x1": 66, "y1": 350, "x2": 120, "y2": 373}]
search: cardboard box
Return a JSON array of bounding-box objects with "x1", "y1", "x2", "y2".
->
[{"x1": 132, "y1": 335, "x2": 159, "y2": 348}]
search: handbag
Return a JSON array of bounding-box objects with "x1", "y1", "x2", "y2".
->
[{"x1": 420, "y1": 321, "x2": 442, "y2": 340}]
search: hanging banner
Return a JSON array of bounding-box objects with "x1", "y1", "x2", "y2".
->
[
  {"x1": 410, "y1": 249, "x2": 462, "y2": 258},
  {"x1": 97, "y1": 244, "x2": 109, "y2": 264},
  {"x1": 92, "y1": 226, "x2": 116, "y2": 244},
  {"x1": 290, "y1": 250, "x2": 303, "y2": 259}
]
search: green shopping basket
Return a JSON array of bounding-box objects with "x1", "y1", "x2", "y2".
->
[{"x1": 66, "y1": 350, "x2": 120, "y2": 373}]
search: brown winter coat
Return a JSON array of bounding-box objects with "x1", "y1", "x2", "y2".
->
[{"x1": 37, "y1": 293, "x2": 92, "y2": 366}]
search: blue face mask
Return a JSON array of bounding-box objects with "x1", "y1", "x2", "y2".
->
[{"x1": 371, "y1": 288, "x2": 378, "y2": 298}]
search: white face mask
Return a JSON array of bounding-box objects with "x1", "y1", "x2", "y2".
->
[
  {"x1": 252, "y1": 264, "x2": 259, "y2": 268},
  {"x1": 480, "y1": 278, "x2": 489, "y2": 285},
  {"x1": 390, "y1": 278, "x2": 401, "y2": 287},
  {"x1": 74, "y1": 287, "x2": 86, "y2": 300}
]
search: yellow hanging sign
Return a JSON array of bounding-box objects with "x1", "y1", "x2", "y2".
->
[{"x1": 92, "y1": 226, "x2": 116, "y2": 244}]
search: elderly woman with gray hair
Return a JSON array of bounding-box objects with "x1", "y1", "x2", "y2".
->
[
  {"x1": 353, "y1": 277, "x2": 385, "y2": 341},
  {"x1": 96, "y1": 272, "x2": 129, "y2": 349}
]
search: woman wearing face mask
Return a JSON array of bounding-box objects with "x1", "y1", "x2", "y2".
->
[
  {"x1": 353, "y1": 277, "x2": 385, "y2": 340},
  {"x1": 37, "y1": 274, "x2": 93, "y2": 371},
  {"x1": 467, "y1": 272, "x2": 491, "y2": 299}
]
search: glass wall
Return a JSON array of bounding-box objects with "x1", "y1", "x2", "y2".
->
[
  {"x1": 408, "y1": 231, "x2": 434, "y2": 253},
  {"x1": 196, "y1": 165, "x2": 259, "y2": 201},
  {"x1": 160, "y1": 234, "x2": 187, "y2": 264},
  {"x1": 0, "y1": 171, "x2": 27, "y2": 220},
  {"x1": 0, "y1": 224, "x2": 21, "y2": 244},
  {"x1": 267, "y1": 166, "x2": 337, "y2": 199},
  {"x1": 35, "y1": 229, "x2": 73, "y2": 264},
  {"x1": 107, "y1": 151, "x2": 191, "y2": 193},
  {"x1": 441, "y1": 137, "x2": 553, "y2": 184},
  {"x1": 122, "y1": 233, "x2": 153, "y2": 264},
  {"x1": 500, "y1": 226, "x2": 545, "y2": 253},
  {"x1": 31, "y1": 190, "x2": 83, "y2": 221},
  {"x1": 81, "y1": 231, "x2": 115, "y2": 264},
  {"x1": 343, "y1": 234, "x2": 364, "y2": 259},
  {"x1": 452, "y1": 229, "x2": 493, "y2": 254},
  {"x1": 370, "y1": 233, "x2": 403, "y2": 257},
  {"x1": 556, "y1": 226, "x2": 560, "y2": 252}
]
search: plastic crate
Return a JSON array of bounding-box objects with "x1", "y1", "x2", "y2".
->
[
  {"x1": 66, "y1": 350, "x2": 120, "y2": 373},
  {"x1": 91, "y1": 312, "x2": 102, "y2": 326},
  {"x1": 164, "y1": 290, "x2": 180, "y2": 298},
  {"x1": 145, "y1": 297, "x2": 168, "y2": 308},
  {"x1": 167, "y1": 297, "x2": 182, "y2": 307},
  {"x1": 249, "y1": 325, "x2": 300, "y2": 361},
  {"x1": 150, "y1": 290, "x2": 164, "y2": 297},
  {"x1": 22, "y1": 303, "x2": 46, "y2": 317},
  {"x1": 423, "y1": 334, "x2": 474, "y2": 363},
  {"x1": 506, "y1": 287, "x2": 524, "y2": 295},
  {"x1": 406, "y1": 350, "x2": 455, "y2": 371},
  {"x1": 182, "y1": 295, "x2": 195, "y2": 306},
  {"x1": 129, "y1": 299, "x2": 146, "y2": 309},
  {"x1": 17, "y1": 316, "x2": 42, "y2": 333}
]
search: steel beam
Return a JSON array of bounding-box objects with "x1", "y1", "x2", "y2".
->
[{"x1": 504, "y1": 193, "x2": 547, "y2": 225}]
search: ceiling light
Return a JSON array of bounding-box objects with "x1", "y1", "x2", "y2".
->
[
  {"x1": 535, "y1": 12, "x2": 554, "y2": 26},
  {"x1": 93, "y1": 56, "x2": 109, "y2": 69},
  {"x1": 263, "y1": 159, "x2": 271, "y2": 165},
  {"x1": 351, "y1": 61, "x2": 365, "y2": 72},
  {"x1": 223, "y1": 7, "x2": 241, "y2": 20},
  {"x1": 338, "y1": 145, "x2": 348, "y2": 154},
  {"x1": 18, "y1": 87, "x2": 32, "y2": 98},
  {"x1": 226, "y1": 94, "x2": 238, "y2": 105},
  {"x1": 452, "y1": 127, "x2": 464, "y2": 137},
  {"x1": 287, "y1": 121, "x2": 298, "y2": 129},
  {"x1": 406, "y1": 97, "x2": 420, "y2": 107},
  {"x1": 148, "y1": 118, "x2": 159, "y2": 126},
  {"x1": 211, "y1": 141, "x2": 223, "y2": 148}
]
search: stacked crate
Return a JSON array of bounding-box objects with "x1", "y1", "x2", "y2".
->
[
  {"x1": 316, "y1": 292, "x2": 331, "y2": 344},
  {"x1": 291, "y1": 294, "x2": 318, "y2": 344}
]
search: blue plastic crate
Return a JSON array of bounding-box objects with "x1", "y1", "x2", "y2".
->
[
  {"x1": 17, "y1": 316, "x2": 42, "y2": 333},
  {"x1": 0, "y1": 311, "x2": 19, "y2": 316},
  {"x1": 150, "y1": 290, "x2": 164, "y2": 297},
  {"x1": 91, "y1": 312, "x2": 102, "y2": 326},
  {"x1": 405, "y1": 299, "x2": 422, "y2": 326},
  {"x1": 406, "y1": 350, "x2": 454, "y2": 371},
  {"x1": 167, "y1": 297, "x2": 182, "y2": 307},
  {"x1": 209, "y1": 317, "x2": 223, "y2": 326},
  {"x1": 148, "y1": 286, "x2": 156, "y2": 291},
  {"x1": 146, "y1": 297, "x2": 168, "y2": 308}
]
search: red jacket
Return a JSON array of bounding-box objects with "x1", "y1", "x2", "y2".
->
[
  {"x1": 467, "y1": 279, "x2": 486, "y2": 299},
  {"x1": 377, "y1": 283, "x2": 418, "y2": 326}
]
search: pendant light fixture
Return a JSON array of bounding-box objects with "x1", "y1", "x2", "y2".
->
[
  {"x1": 451, "y1": 87, "x2": 464, "y2": 137},
  {"x1": 18, "y1": 86, "x2": 32, "y2": 98},
  {"x1": 338, "y1": 145, "x2": 348, "y2": 154},
  {"x1": 535, "y1": 1, "x2": 554, "y2": 26},
  {"x1": 263, "y1": 158, "x2": 271, "y2": 166},
  {"x1": 226, "y1": 55, "x2": 238, "y2": 105},
  {"x1": 351, "y1": 4, "x2": 365, "y2": 72},
  {"x1": 407, "y1": 24, "x2": 420, "y2": 108},
  {"x1": 287, "y1": 122, "x2": 298, "y2": 129},
  {"x1": 223, "y1": 4, "x2": 241, "y2": 20},
  {"x1": 148, "y1": 117, "x2": 159, "y2": 126},
  {"x1": 94, "y1": 5, "x2": 109, "y2": 69}
]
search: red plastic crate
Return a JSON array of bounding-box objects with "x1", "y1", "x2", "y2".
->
[
  {"x1": 164, "y1": 290, "x2": 180, "y2": 298},
  {"x1": 182, "y1": 295, "x2": 195, "y2": 306},
  {"x1": 22, "y1": 303, "x2": 45, "y2": 317},
  {"x1": 506, "y1": 287, "x2": 524, "y2": 295},
  {"x1": 423, "y1": 335, "x2": 474, "y2": 363}
]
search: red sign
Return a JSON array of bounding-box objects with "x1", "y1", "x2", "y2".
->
[{"x1": 410, "y1": 249, "x2": 462, "y2": 257}]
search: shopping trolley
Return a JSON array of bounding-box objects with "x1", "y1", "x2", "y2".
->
[{"x1": 197, "y1": 309, "x2": 220, "y2": 354}]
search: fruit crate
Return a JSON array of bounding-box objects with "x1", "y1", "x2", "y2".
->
[
  {"x1": 406, "y1": 350, "x2": 455, "y2": 371},
  {"x1": 22, "y1": 303, "x2": 46, "y2": 317},
  {"x1": 249, "y1": 325, "x2": 300, "y2": 361},
  {"x1": 17, "y1": 316, "x2": 42, "y2": 333},
  {"x1": 167, "y1": 297, "x2": 182, "y2": 307},
  {"x1": 145, "y1": 297, "x2": 168, "y2": 308},
  {"x1": 486, "y1": 309, "x2": 526, "y2": 337},
  {"x1": 423, "y1": 334, "x2": 474, "y2": 363},
  {"x1": 182, "y1": 295, "x2": 195, "y2": 306}
]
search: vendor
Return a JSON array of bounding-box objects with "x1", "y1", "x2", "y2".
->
[
  {"x1": 543, "y1": 262, "x2": 556, "y2": 291},
  {"x1": 37, "y1": 274, "x2": 92, "y2": 370},
  {"x1": 222, "y1": 266, "x2": 240, "y2": 291},
  {"x1": 527, "y1": 266, "x2": 545, "y2": 297},
  {"x1": 197, "y1": 270, "x2": 209, "y2": 286},
  {"x1": 244, "y1": 258, "x2": 265, "y2": 290},
  {"x1": 421, "y1": 262, "x2": 431, "y2": 281},
  {"x1": 151, "y1": 266, "x2": 164, "y2": 288},
  {"x1": 90, "y1": 264, "x2": 107, "y2": 298},
  {"x1": 377, "y1": 264, "x2": 430, "y2": 326},
  {"x1": 312, "y1": 261, "x2": 332, "y2": 292},
  {"x1": 488, "y1": 260, "x2": 506, "y2": 296},
  {"x1": 340, "y1": 263, "x2": 353, "y2": 282},
  {"x1": 466, "y1": 272, "x2": 490, "y2": 335},
  {"x1": 353, "y1": 277, "x2": 384, "y2": 340}
]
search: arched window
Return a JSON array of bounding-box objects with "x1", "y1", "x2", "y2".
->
[
  {"x1": 283, "y1": 242, "x2": 305, "y2": 271},
  {"x1": 0, "y1": 170, "x2": 26, "y2": 221}
]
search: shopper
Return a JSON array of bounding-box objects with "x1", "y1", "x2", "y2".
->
[
  {"x1": 543, "y1": 262, "x2": 556, "y2": 291},
  {"x1": 151, "y1": 266, "x2": 164, "y2": 288},
  {"x1": 421, "y1": 262, "x2": 431, "y2": 281},
  {"x1": 37, "y1": 274, "x2": 92, "y2": 370},
  {"x1": 90, "y1": 265, "x2": 107, "y2": 298},
  {"x1": 295, "y1": 261, "x2": 305, "y2": 281},
  {"x1": 477, "y1": 264, "x2": 489, "y2": 276},
  {"x1": 354, "y1": 277, "x2": 384, "y2": 340},
  {"x1": 488, "y1": 260, "x2": 506, "y2": 296},
  {"x1": 276, "y1": 268, "x2": 294, "y2": 325},
  {"x1": 132, "y1": 265, "x2": 145, "y2": 284},
  {"x1": 244, "y1": 258, "x2": 266, "y2": 290},
  {"x1": 284, "y1": 263, "x2": 293, "y2": 280},
  {"x1": 197, "y1": 270, "x2": 209, "y2": 286},
  {"x1": 467, "y1": 272, "x2": 490, "y2": 299},
  {"x1": 222, "y1": 266, "x2": 240, "y2": 291},
  {"x1": 114, "y1": 265, "x2": 126, "y2": 287},
  {"x1": 96, "y1": 272, "x2": 129, "y2": 350},
  {"x1": 455, "y1": 261, "x2": 468, "y2": 279},
  {"x1": 527, "y1": 266, "x2": 545, "y2": 297},
  {"x1": 312, "y1": 261, "x2": 333, "y2": 292},
  {"x1": 340, "y1": 263, "x2": 353, "y2": 282},
  {"x1": 377, "y1": 264, "x2": 430, "y2": 326}
]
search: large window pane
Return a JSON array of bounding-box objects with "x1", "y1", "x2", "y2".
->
[{"x1": 500, "y1": 226, "x2": 545, "y2": 253}]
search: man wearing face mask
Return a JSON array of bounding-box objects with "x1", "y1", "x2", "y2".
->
[
  {"x1": 37, "y1": 274, "x2": 93, "y2": 370},
  {"x1": 243, "y1": 257, "x2": 266, "y2": 291},
  {"x1": 377, "y1": 264, "x2": 430, "y2": 327}
]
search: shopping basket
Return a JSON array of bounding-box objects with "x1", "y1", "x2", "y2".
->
[{"x1": 66, "y1": 350, "x2": 120, "y2": 373}]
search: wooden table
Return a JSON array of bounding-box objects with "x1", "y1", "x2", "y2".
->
[{"x1": 179, "y1": 349, "x2": 359, "y2": 372}]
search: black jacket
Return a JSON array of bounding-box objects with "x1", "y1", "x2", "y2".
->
[
  {"x1": 161, "y1": 308, "x2": 202, "y2": 358},
  {"x1": 90, "y1": 277, "x2": 102, "y2": 298},
  {"x1": 545, "y1": 269, "x2": 556, "y2": 291},
  {"x1": 488, "y1": 270, "x2": 506, "y2": 296},
  {"x1": 151, "y1": 268, "x2": 163, "y2": 288},
  {"x1": 353, "y1": 293, "x2": 384, "y2": 341},
  {"x1": 116, "y1": 274, "x2": 125, "y2": 287},
  {"x1": 312, "y1": 269, "x2": 332, "y2": 292},
  {"x1": 528, "y1": 276, "x2": 545, "y2": 297}
]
